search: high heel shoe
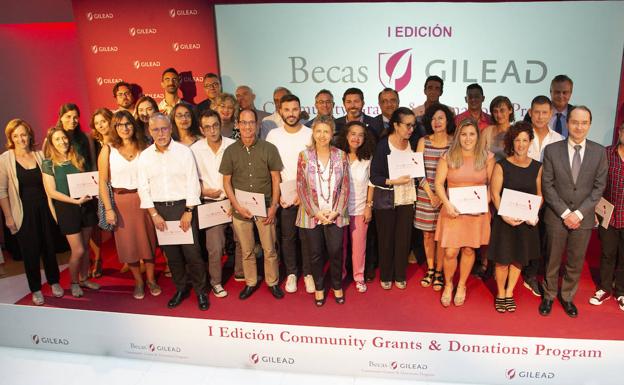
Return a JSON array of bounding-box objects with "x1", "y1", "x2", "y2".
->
[
  {"x1": 454, "y1": 285, "x2": 467, "y2": 306},
  {"x1": 333, "y1": 289, "x2": 345, "y2": 305},
  {"x1": 432, "y1": 271, "x2": 444, "y2": 292},
  {"x1": 441, "y1": 284, "x2": 453, "y2": 307},
  {"x1": 314, "y1": 291, "x2": 326, "y2": 307},
  {"x1": 420, "y1": 268, "x2": 435, "y2": 287}
]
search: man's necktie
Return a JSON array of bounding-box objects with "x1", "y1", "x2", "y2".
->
[
  {"x1": 555, "y1": 113, "x2": 563, "y2": 135},
  {"x1": 571, "y1": 144, "x2": 581, "y2": 184}
]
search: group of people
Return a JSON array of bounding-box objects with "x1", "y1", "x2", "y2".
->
[{"x1": 0, "y1": 68, "x2": 622, "y2": 318}]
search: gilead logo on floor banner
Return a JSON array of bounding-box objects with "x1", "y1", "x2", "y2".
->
[
  {"x1": 216, "y1": 1, "x2": 624, "y2": 145},
  {"x1": 0, "y1": 304, "x2": 621, "y2": 385},
  {"x1": 73, "y1": 0, "x2": 218, "y2": 112}
]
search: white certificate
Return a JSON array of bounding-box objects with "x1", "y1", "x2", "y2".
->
[
  {"x1": 595, "y1": 197, "x2": 614, "y2": 229},
  {"x1": 66, "y1": 171, "x2": 100, "y2": 198},
  {"x1": 280, "y1": 180, "x2": 297, "y2": 206},
  {"x1": 448, "y1": 185, "x2": 488, "y2": 214},
  {"x1": 387, "y1": 151, "x2": 425, "y2": 180},
  {"x1": 235, "y1": 189, "x2": 267, "y2": 217},
  {"x1": 498, "y1": 188, "x2": 542, "y2": 222},
  {"x1": 155, "y1": 221, "x2": 194, "y2": 245},
  {"x1": 197, "y1": 200, "x2": 232, "y2": 229}
]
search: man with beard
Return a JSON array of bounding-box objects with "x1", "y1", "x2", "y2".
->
[
  {"x1": 112, "y1": 81, "x2": 135, "y2": 113},
  {"x1": 158, "y1": 67, "x2": 183, "y2": 115},
  {"x1": 236, "y1": 85, "x2": 270, "y2": 129},
  {"x1": 305, "y1": 89, "x2": 335, "y2": 127},
  {"x1": 260, "y1": 86, "x2": 291, "y2": 139},
  {"x1": 196, "y1": 73, "x2": 222, "y2": 116},
  {"x1": 266, "y1": 94, "x2": 314, "y2": 294},
  {"x1": 334, "y1": 87, "x2": 383, "y2": 140}
]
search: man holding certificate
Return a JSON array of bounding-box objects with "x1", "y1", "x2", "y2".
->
[
  {"x1": 137, "y1": 113, "x2": 208, "y2": 311},
  {"x1": 191, "y1": 109, "x2": 236, "y2": 299},
  {"x1": 540, "y1": 106, "x2": 607, "y2": 318},
  {"x1": 220, "y1": 109, "x2": 285, "y2": 300}
]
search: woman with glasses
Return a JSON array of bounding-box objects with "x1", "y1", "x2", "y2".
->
[
  {"x1": 171, "y1": 103, "x2": 202, "y2": 147},
  {"x1": 370, "y1": 107, "x2": 418, "y2": 290},
  {"x1": 215, "y1": 93, "x2": 239, "y2": 139}
]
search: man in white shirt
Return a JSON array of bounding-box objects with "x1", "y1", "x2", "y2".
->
[
  {"x1": 266, "y1": 94, "x2": 313, "y2": 294},
  {"x1": 523, "y1": 75, "x2": 574, "y2": 137},
  {"x1": 527, "y1": 96, "x2": 565, "y2": 162},
  {"x1": 191, "y1": 109, "x2": 237, "y2": 299},
  {"x1": 412, "y1": 75, "x2": 443, "y2": 118},
  {"x1": 138, "y1": 112, "x2": 208, "y2": 311},
  {"x1": 260, "y1": 86, "x2": 291, "y2": 139}
]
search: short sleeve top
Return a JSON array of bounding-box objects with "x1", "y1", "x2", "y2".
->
[{"x1": 42, "y1": 159, "x2": 81, "y2": 196}]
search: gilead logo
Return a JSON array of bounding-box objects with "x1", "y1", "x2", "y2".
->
[
  {"x1": 96, "y1": 77, "x2": 123, "y2": 86},
  {"x1": 169, "y1": 9, "x2": 198, "y2": 18},
  {"x1": 506, "y1": 369, "x2": 516, "y2": 379},
  {"x1": 86, "y1": 12, "x2": 113, "y2": 21},
  {"x1": 250, "y1": 353, "x2": 259, "y2": 364},
  {"x1": 31, "y1": 334, "x2": 69, "y2": 345},
  {"x1": 91, "y1": 45, "x2": 118, "y2": 54},
  {"x1": 133, "y1": 60, "x2": 161, "y2": 69},
  {"x1": 172, "y1": 42, "x2": 201, "y2": 52},
  {"x1": 378, "y1": 48, "x2": 413, "y2": 93},
  {"x1": 129, "y1": 27, "x2": 157, "y2": 36}
]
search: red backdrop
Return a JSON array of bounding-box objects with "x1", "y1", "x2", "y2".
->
[{"x1": 71, "y1": 0, "x2": 219, "y2": 111}]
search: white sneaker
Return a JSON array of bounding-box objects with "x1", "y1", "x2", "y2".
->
[
  {"x1": 617, "y1": 296, "x2": 624, "y2": 311},
  {"x1": 355, "y1": 281, "x2": 367, "y2": 293},
  {"x1": 589, "y1": 289, "x2": 611, "y2": 305},
  {"x1": 303, "y1": 274, "x2": 315, "y2": 294},
  {"x1": 32, "y1": 291, "x2": 44, "y2": 306},
  {"x1": 212, "y1": 284, "x2": 228, "y2": 298},
  {"x1": 285, "y1": 274, "x2": 297, "y2": 293},
  {"x1": 51, "y1": 283, "x2": 64, "y2": 298}
]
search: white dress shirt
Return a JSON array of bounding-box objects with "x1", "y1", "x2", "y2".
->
[
  {"x1": 190, "y1": 136, "x2": 235, "y2": 200},
  {"x1": 137, "y1": 140, "x2": 201, "y2": 208},
  {"x1": 528, "y1": 127, "x2": 565, "y2": 162},
  {"x1": 560, "y1": 138, "x2": 587, "y2": 221}
]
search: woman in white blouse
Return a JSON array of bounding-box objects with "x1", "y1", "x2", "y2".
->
[
  {"x1": 336, "y1": 121, "x2": 376, "y2": 293},
  {"x1": 98, "y1": 111, "x2": 159, "y2": 300}
]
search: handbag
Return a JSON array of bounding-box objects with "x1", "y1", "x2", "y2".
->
[{"x1": 96, "y1": 144, "x2": 115, "y2": 231}]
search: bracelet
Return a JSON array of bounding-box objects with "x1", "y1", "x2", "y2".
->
[
  {"x1": 151, "y1": 212, "x2": 158, "y2": 217},
  {"x1": 366, "y1": 201, "x2": 373, "y2": 208},
  {"x1": 105, "y1": 209, "x2": 113, "y2": 212}
]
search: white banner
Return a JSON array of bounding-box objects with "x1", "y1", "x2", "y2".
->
[{"x1": 0, "y1": 304, "x2": 622, "y2": 384}]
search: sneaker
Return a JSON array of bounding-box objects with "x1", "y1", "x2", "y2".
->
[
  {"x1": 523, "y1": 278, "x2": 541, "y2": 297},
  {"x1": 355, "y1": 281, "x2": 367, "y2": 293},
  {"x1": 303, "y1": 274, "x2": 315, "y2": 294},
  {"x1": 395, "y1": 281, "x2": 407, "y2": 290},
  {"x1": 71, "y1": 283, "x2": 83, "y2": 298},
  {"x1": 79, "y1": 280, "x2": 101, "y2": 290},
  {"x1": 133, "y1": 284, "x2": 145, "y2": 300},
  {"x1": 233, "y1": 274, "x2": 245, "y2": 282},
  {"x1": 147, "y1": 281, "x2": 162, "y2": 296},
  {"x1": 32, "y1": 291, "x2": 44, "y2": 306},
  {"x1": 589, "y1": 289, "x2": 611, "y2": 305},
  {"x1": 381, "y1": 281, "x2": 392, "y2": 290},
  {"x1": 212, "y1": 284, "x2": 228, "y2": 298},
  {"x1": 51, "y1": 283, "x2": 64, "y2": 298},
  {"x1": 285, "y1": 274, "x2": 297, "y2": 293},
  {"x1": 617, "y1": 296, "x2": 624, "y2": 311}
]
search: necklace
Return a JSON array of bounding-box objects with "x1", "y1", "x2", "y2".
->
[{"x1": 315, "y1": 150, "x2": 333, "y2": 204}]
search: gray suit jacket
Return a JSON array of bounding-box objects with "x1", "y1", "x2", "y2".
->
[{"x1": 541, "y1": 139, "x2": 607, "y2": 229}]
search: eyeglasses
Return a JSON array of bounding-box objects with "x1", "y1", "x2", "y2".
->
[
  {"x1": 201, "y1": 123, "x2": 220, "y2": 131},
  {"x1": 238, "y1": 120, "x2": 256, "y2": 127},
  {"x1": 400, "y1": 122, "x2": 416, "y2": 129},
  {"x1": 114, "y1": 122, "x2": 133, "y2": 129},
  {"x1": 116, "y1": 92, "x2": 131, "y2": 98},
  {"x1": 174, "y1": 113, "x2": 192, "y2": 119},
  {"x1": 149, "y1": 126, "x2": 171, "y2": 134},
  {"x1": 316, "y1": 100, "x2": 334, "y2": 105},
  {"x1": 204, "y1": 81, "x2": 220, "y2": 89}
]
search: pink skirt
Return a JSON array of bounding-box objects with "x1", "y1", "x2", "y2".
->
[{"x1": 113, "y1": 191, "x2": 156, "y2": 263}]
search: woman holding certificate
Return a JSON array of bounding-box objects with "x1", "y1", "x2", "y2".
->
[
  {"x1": 296, "y1": 116, "x2": 350, "y2": 306},
  {"x1": 414, "y1": 104, "x2": 454, "y2": 291},
  {"x1": 489, "y1": 122, "x2": 541, "y2": 313},
  {"x1": 434, "y1": 118, "x2": 494, "y2": 307},
  {"x1": 42, "y1": 127, "x2": 99, "y2": 298},
  {"x1": 98, "y1": 111, "x2": 159, "y2": 300},
  {"x1": 0, "y1": 119, "x2": 62, "y2": 305},
  {"x1": 370, "y1": 107, "x2": 418, "y2": 290}
]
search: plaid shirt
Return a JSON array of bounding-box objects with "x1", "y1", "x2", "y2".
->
[{"x1": 604, "y1": 145, "x2": 624, "y2": 228}]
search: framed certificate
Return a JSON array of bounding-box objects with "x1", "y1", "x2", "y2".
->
[
  {"x1": 155, "y1": 221, "x2": 194, "y2": 245},
  {"x1": 234, "y1": 189, "x2": 267, "y2": 217},
  {"x1": 279, "y1": 180, "x2": 297, "y2": 206},
  {"x1": 595, "y1": 197, "x2": 614, "y2": 229},
  {"x1": 448, "y1": 185, "x2": 488, "y2": 214},
  {"x1": 387, "y1": 151, "x2": 425, "y2": 180},
  {"x1": 197, "y1": 200, "x2": 232, "y2": 229},
  {"x1": 498, "y1": 188, "x2": 542, "y2": 222},
  {"x1": 66, "y1": 171, "x2": 100, "y2": 198}
]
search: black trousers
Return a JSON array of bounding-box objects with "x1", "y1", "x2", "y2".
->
[
  {"x1": 301, "y1": 224, "x2": 343, "y2": 290},
  {"x1": 523, "y1": 208, "x2": 547, "y2": 280},
  {"x1": 279, "y1": 205, "x2": 309, "y2": 276},
  {"x1": 598, "y1": 226, "x2": 624, "y2": 296},
  {"x1": 154, "y1": 201, "x2": 206, "y2": 295},
  {"x1": 16, "y1": 198, "x2": 60, "y2": 292},
  {"x1": 375, "y1": 205, "x2": 414, "y2": 282},
  {"x1": 365, "y1": 215, "x2": 378, "y2": 272}
]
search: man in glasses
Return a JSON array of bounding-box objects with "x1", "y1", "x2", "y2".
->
[
  {"x1": 197, "y1": 73, "x2": 222, "y2": 116},
  {"x1": 305, "y1": 89, "x2": 335, "y2": 128},
  {"x1": 113, "y1": 81, "x2": 135, "y2": 113}
]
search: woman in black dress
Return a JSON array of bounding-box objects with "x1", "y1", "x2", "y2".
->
[
  {"x1": 489, "y1": 121, "x2": 542, "y2": 313},
  {"x1": 0, "y1": 119, "x2": 62, "y2": 305}
]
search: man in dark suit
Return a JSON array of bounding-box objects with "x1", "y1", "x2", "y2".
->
[
  {"x1": 524, "y1": 74, "x2": 574, "y2": 137},
  {"x1": 540, "y1": 106, "x2": 608, "y2": 317},
  {"x1": 372, "y1": 87, "x2": 399, "y2": 136},
  {"x1": 334, "y1": 87, "x2": 383, "y2": 140}
]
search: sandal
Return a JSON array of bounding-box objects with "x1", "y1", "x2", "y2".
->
[
  {"x1": 505, "y1": 297, "x2": 517, "y2": 312},
  {"x1": 454, "y1": 285, "x2": 467, "y2": 306},
  {"x1": 441, "y1": 284, "x2": 453, "y2": 307},
  {"x1": 92, "y1": 259, "x2": 102, "y2": 278},
  {"x1": 495, "y1": 297, "x2": 507, "y2": 313},
  {"x1": 420, "y1": 268, "x2": 435, "y2": 287},
  {"x1": 432, "y1": 271, "x2": 444, "y2": 291},
  {"x1": 71, "y1": 282, "x2": 83, "y2": 298}
]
